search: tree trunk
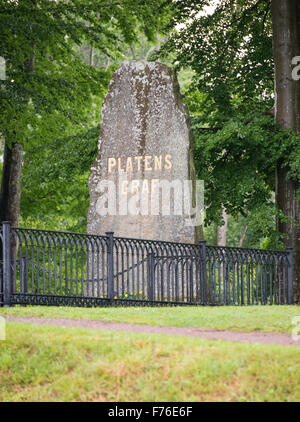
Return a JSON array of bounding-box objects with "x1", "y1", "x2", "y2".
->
[
  {"x1": 238, "y1": 224, "x2": 248, "y2": 248},
  {"x1": 0, "y1": 140, "x2": 24, "y2": 226},
  {"x1": 0, "y1": 39, "x2": 34, "y2": 226},
  {"x1": 217, "y1": 207, "x2": 228, "y2": 246},
  {"x1": 271, "y1": 0, "x2": 300, "y2": 303}
]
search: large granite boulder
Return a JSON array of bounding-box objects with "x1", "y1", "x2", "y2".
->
[{"x1": 87, "y1": 61, "x2": 197, "y2": 243}]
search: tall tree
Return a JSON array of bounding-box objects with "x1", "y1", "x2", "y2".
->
[{"x1": 271, "y1": 0, "x2": 300, "y2": 303}]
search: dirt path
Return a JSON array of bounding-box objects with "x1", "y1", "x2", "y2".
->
[{"x1": 5, "y1": 315, "x2": 300, "y2": 346}]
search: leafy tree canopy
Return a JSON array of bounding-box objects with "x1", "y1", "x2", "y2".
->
[
  {"x1": 159, "y1": 0, "x2": 300, "y2": 248},
  {"x1": 20, "y1": 126, "x2": 99, "y2": 232},
  {"x1": 0, "y1": 0, "x2": 172, "y2": 146}
]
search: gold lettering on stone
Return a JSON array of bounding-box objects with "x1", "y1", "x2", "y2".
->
[
  {"x1": 164, "y1": 154, "x2": 172, "y2": 170},
  {"x1": 131, "y1": 180, "x2": 140, "y2": 193},
  {"x1": 154, "y1": 155, "x2": 162, "y2": 170},
  {"x1": 142, "y1": 179, "x2": 150, "y2": 194},
  {"x1": 126, "y1": 157, "x2": 133, "y2": 172},
  {"x1": 108, "y1": 154, "x2": 173, "y2": 173},
  {"x1": 134, "y1": 156, "x2": 143, "y2": 172},
  {"x1": 118, "y1": 158, "x2": 124, "y2": 172},
  {"x1": 108, "y1": 157, "x2": 116, "y2": 172},
  {"x1": 144, "y1": 155, "x2": 152, "y2": 171}
]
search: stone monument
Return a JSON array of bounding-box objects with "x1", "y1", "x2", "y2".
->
[{"x1": 87, "y1": 61, "x2": 199, "y2": 243}]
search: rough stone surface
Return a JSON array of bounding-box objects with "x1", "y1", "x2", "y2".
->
[{"x1": 87, "y1": 61, "x2": 196, "y2": 243}]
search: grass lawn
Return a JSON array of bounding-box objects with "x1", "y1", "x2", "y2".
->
[
  {"x1": 0, "y1": 321, "x2": 300, "y2": 402},
  {"x1": 1, "y1": 305, "x2": 300, "y2": 333}
]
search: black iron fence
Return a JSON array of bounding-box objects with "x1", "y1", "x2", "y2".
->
[{"x1": 0, "y1": 221, "x2": 294, "y2": 307}]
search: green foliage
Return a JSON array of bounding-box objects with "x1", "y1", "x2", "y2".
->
[
  {"x1": 204, "y1": 211, "x2": 282, "y2": 250},
  {"x1": 192, "y1": 113, "x2": 300, "y2": 248},
  {"x1": 2, "y1": 0, "x2": 299, "y2": 251},
  {"x1": 0, "y1": 0, "x2": 173, "y2": 230},
  {"x1": 0, "y1": 0, "x2": 171, "y2": 145},
  {"x1": 160, "y1": 0, "x2": 300, "y2": 248},
  {"x1": 166, "y1": 0, "x2": 274, "y2": 119},
  {"x1": 20, "y1": 126, "x2": 100, "y2": 232}
]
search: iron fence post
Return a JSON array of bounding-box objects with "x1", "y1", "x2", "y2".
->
[
  {"x1": 286, "y1": 247, "x2": 294, "y2": 305},
  {"x1": 3, "y1": 221, "x2": 11, "y2": 307},
  {"x1": 106, "y1": 232, "x2": 114, "y2": 300},
  {"x1": 199, "y1": 240, "x2": 207, "y2": 305},
  {"x1": 147, "y1": 252, "x2": 155, "y2": 302}
]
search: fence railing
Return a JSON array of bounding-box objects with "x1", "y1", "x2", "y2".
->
[{"x1": 0, "y1": 221, "x2": 294, "y2": 307}]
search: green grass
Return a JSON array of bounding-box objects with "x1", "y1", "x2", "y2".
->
[
  {"x1": 0, "y1": 322, "x2": 299, "y2": 402},
  {"x1": 1, "y1": 305, "x2": 300, "y2": 333}
]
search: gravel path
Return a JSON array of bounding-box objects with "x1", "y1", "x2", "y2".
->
[{"x1": 5, "y1": 315, "x2": 300, "y2": 346}]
